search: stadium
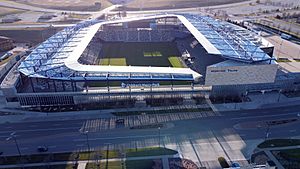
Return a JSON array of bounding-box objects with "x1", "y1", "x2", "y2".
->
[{"x1": 1, "y1": 13, "x2": 281, "y2": 109}]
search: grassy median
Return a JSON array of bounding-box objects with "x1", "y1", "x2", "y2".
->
[
  {"x1": 0, "y1": 147, "x2": 176, "y2": 165},
  {"x1": 258, "y1": 139, "x2": 300, "y2": 148}
]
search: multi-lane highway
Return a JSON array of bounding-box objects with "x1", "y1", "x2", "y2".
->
[{"x1": 0, "y1": 104, "x2": 299, "y2": 168}]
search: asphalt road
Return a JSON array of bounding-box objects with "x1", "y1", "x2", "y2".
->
[{"x1": 0, "y1": 104, "x2": 299, "y2": 158}]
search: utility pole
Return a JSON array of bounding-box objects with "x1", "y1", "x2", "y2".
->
[
  {"x1": 79, "y1": 130, "x2": 90, "y2": 163},
  {"x1": 6, "y1": 132, "x2": 22, "y2": 158},
  {"x1": 6, "y1": 132, "x2": 24, "y2": 169},
  {"x1": 277, "y1": 89, "x2": 282, "y2": 102},
  {"x1": 264, "y1": 125, "x2": 270, "y2": 141},
  {"x1": 158, "y1": 127, "x2": 161, "y2": 149}
]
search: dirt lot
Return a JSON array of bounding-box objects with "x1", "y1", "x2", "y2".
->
[
  {"x1": 125, "y1": 0, "x2": 247, "y2": 10},
  {"x1": 265, "y1": 35, "x2": 300, "y2": 59},
  {"x1": 12, "y1": 0, "x2": 113, "y2": 11},
  {"x1": 0, "y1": 28, "x2": 60, "y2": 45},
  {"x1": 0, "y1": 6, "x2": 25, "y2": 17}
]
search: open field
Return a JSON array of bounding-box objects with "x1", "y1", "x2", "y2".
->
[
  {"x1": 12, "y1": 0, "x2": 113, "y2": 11},
  {"x1": 98, "y1": 42, "x2": 183, "y2": 67},
  {"x1": 0, "y1": 28, "x2": 59, "y2": 45},
  {"x1": 125, "y1": 0, "x2": 246, "y2": 10}
]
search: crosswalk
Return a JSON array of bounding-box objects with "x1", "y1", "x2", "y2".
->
[{"x1": 80, "y1": 111, "x2": 221, "y2": 133}]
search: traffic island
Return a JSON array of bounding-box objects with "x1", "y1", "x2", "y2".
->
[
  {"x1": 86, "y1": 159, "x2": 161, "y2": 169},
  {"x1": 271, "y1": 149, "x2": 300, "y2": 169},
  {"x1": 112, "y1": 107, "x2": 212, "y2": 116},
  {"x1": 251, "y1": 139, "x2": 300, "y2": 169},
  {"x1": 5, "y1": 164, "x2": 75, "y2": 169},
  {"x1": 258, "y1": 139, "x2": 300, "y2": 149}
]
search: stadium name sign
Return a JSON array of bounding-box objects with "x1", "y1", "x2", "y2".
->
[
  {"x1": 211, "y1": 69, "x2": 238, "y2": 73},
  {"x1": 121, "y1": 82, "x2": 160, "y2": 88}
]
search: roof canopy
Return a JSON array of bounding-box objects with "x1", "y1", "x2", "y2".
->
[{"x1": 18, "y1": 13, "x2": 271, "y2": 81}]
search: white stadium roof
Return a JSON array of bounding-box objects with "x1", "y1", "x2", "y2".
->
[{"x1": 18, "y1": 13, "x2": 272, "y2": 81}]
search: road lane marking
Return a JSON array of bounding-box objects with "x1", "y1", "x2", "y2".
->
[
  {"x1": 48, "y1": 145, "x2": 57, "y2": 148},
  {"x1": 231, "y1": 112, "x2": 299, "y2": 120},
  {"x1": 76, "y1": 144, "x2": 84, "y2": 147},
  {"x1": 0, "y1": 127, "x2": 80, "y2": 134},
  {"x1": 0, "y1": 134, "x2": 21, "y2": 138},
  {"x1": 73, "y1": 134, "x2": 171, "y2": 142}
]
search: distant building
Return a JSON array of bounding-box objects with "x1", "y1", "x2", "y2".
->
[{"x1": 0, "y1": 36, "x2": 14, "y2": 52}]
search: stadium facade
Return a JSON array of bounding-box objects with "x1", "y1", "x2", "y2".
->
[{"x1": 1, "y1": 13, "x2": 285, "y2": 108}]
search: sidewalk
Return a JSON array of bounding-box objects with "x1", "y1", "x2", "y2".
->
[
  {"x1": 0, "y1": 154, "x2": 176, "y2": 169},
  {"x1": 77, "y1": 162, "x2": 87, "y2": 169},
  {"x1": 213, "y1": 92, "x2": 300, "y2": 112},
  {"x1": 0, "y1": 104, "x2": 210, "y2": 124}
]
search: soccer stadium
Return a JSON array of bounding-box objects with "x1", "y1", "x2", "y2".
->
[{"x1": 1, "y1": 13, "x2": 281, "y2": 108}]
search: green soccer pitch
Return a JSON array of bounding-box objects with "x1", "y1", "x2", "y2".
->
[{"x1": 98, "y1": 42, "x2": 185, "y2": 68}]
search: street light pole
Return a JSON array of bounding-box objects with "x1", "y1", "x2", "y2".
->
[
  {"x1": 6, "y1": 132, "x2": 22, "y2": 158},
  {"x1": 13, "y1": 136, "x2": 21, "y2": 157},
  {"x1": 158, "y1": 127, "x2": 161, "y2": 148},
  {"x1": 84, "y1": 131, "x2": 90, "y2": 163},
  {"x1": 264, "y1": 125, "x2": 270, "y2": 141},
  {"x1": 79, "y1": 129, "x2": 90, "y2": 163},
  {"x1": 277, "y1": 89, "x2": 282, "y2": 102}
]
